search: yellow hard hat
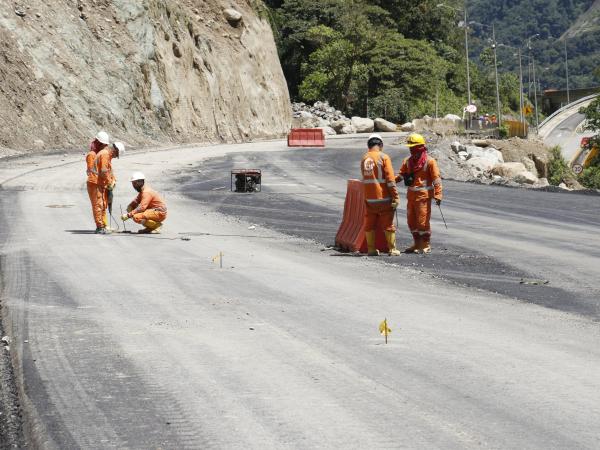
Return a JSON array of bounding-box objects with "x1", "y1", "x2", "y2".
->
[{"x1": 407, "y1": 133, "x2": 426, "y2": 147}]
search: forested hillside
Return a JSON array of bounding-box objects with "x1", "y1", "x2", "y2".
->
[
  {"x1": 265, "y1": 0, "x2": 600, "y2": 123},
  {"x1": 465, "y1": 0, "x2": 598, "y2": 91},
  {"x1": 264, "y1": 0, "x2": 521, "y2": 122}
]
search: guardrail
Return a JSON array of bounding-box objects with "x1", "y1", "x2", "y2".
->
[{"x1": 538, "y1": 94, "x2": 598, "y2": 135}]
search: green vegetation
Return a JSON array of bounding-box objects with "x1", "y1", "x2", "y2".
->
[
  {"x1": 264, "y1": 0, "x2": 515, "y2": 122},
  {"x1": 468, "y1": 0, "x2": 598, "y2": 91},
  {"x1": 577, "y1": 98, "x2": 600, "y2": 189},
  {"x1": 548, "y1": 146, "x2": 574, "y2": 186}
]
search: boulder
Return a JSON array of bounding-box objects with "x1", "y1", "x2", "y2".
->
[
  {"x1": 331, "y1": 118, "x2": 351, "y2": 133},
  {"x1": 351, "y1": 117, "x2": 375, "y2": 133},
  {"x1": 319, "y1": 126, "x2": 337, "y2": 136},
  {"x1": 513, "y1": 171, "x2": 538, "y2": 185},
  {"x1": 531, "y1": 153, "x2": 549, "y2": 178},
  {"x1": 401, "y1": 122, "x2": 415, "y2": 132},
  {"x1": 457, "y1": 151, "x2": 468, "y2": 160},
  {"x1": 466, "y1": 156, "x2": 498, "y2": 173},
  {"x1": 471, "y1": 139, "x2": 490, "y2": 147},
  {"x1": 521, "y1": 157, "x2": 539, "y2": 177},
  {"x1": 224, "y1": 8, "x2": 243, "y2": 24},
  {"x1": 491, "y1": 162, "x2": 527, "y2": 179},
  {"x1": 464, "y1": 146, "x2": 504, "y2": 165},
  {"x1": 374, "y1": 118, "x2": 397, "y2": 132},
  {"x1": 534, "y1": 177, "x2": 550, "y2": 188},
  {"x1": 340, "y1": 125, "x2": 356, "y2": 134},
  {"x1": 558, "y1": 182, "x2": 573, "y2": 191},
  {"x1": 445, "y1": 114, "x2": 461, "y2": 121},
  {"x1": 450, "y1": 141, "x2": 466, "y2": 154}
]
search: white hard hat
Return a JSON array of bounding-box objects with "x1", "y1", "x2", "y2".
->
[
  {"x1": 112, "y1": 141, "x2": 125, "y2": 158},
  {"x1": 95, "y1": 131, "x2": 110, "y2": 145},
  {"x1": 129, "y1": 171, "x2": 145, "y2": 182},
  {"x1": 368, "y1": 133, "x2": 383, "y2": 141}
]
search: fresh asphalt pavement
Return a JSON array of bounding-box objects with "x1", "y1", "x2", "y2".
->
[{"x1": 1, "y1": 137, "x2": 600, "y2": 448}]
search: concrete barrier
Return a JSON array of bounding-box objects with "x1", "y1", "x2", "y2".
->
[{"x1": 287, "y1": 128, "x2": 325, "y2": 147}]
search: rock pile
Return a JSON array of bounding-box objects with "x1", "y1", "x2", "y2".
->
[
  {"x1": 447, "y1": 140, "x2": 550, "y2": 188},
  {"x1": 291, "y1": 101, "x2": 397, "y2": 135}
]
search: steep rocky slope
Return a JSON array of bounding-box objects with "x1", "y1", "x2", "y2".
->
[{"x1": 0, "y1": 0, "x2": 291, "y2": 152}]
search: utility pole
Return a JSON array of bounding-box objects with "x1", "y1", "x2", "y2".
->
[
  {"x1": 464, "y1": 5, "x2": 471, "y2": 106},
  {"x1": 518, "y1": 47, "x2": 524, "y2": 128},
  {"x1": 565, "y1": 38, "x2": 570, "y2": 104},
  {"x1": 492, "y1": 23, "x2": 501, "y2": 127},
  {"x1": 532, "y1": 55, "x2": 539, "y2": 130}
]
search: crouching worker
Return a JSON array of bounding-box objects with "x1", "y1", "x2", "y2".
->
[
  {"x1": 121, "y1": 172, "x2": 167, "y2": 234},
  {"x1": 361, "y1": 134, "x2": 401, "y2": 256}
]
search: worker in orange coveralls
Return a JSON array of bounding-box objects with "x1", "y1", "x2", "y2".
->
[
  {"x1": 92, "y1": 141, "x2": 123, "y2": 234},
  {"x1": 360, "y1": 134, "x2": 401, "y2": 256},
  {"x1": 396, "y1": 133, "x2": 443, "y2": 254},
  {"x1": 86, "y1": 131, "x2": 110, "y2": 232},
  {"x1": 121, "y1": 172, "x2": 168, "y2": 234}
]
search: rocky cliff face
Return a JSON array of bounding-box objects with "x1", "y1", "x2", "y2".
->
[{"x1": 0, "y1": 0, "x2": 291, "y2": 151}]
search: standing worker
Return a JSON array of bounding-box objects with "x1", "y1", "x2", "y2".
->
[
  {"x1": 396, "y1": 133, "x2": 443, "y2": 254},
  {"x1": 121, "y1": 172, "x2": 167, "y2": 234},
  {"x1": 86, "y1": 131, "x2": 110, "y2": 232},
  {"x1": 360, "y1": 134, "x2": 401, "y2": 256},
  {"x1": 92, "y1": 141, "x2": 123, "y2": 234}
]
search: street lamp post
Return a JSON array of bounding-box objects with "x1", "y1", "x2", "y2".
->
[
  {"x1": 527, "y1": 34, "x2": 540, "y2": 131},
  {"x1": 437, "y1": 2, "x2": 471, "y2": 106},
  {"x1": 471, "y1": 20, "x2": 502, "y2": 127},
  {"x1": 565, "y1": 38, "x2": 570, "y2": 104},
  {"x1": 499, "y1": 43, "x2": 526, "y2": 130},
  {"x1": 492, "y1": 24, "x2": 501, "y2": 127}
]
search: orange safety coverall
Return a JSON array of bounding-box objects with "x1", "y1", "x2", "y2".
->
[
  {"x1": 398, "y1": 156, "x2": 443, "y2": 239},
  {"x1": 360, "y1": 150, "x2": 399, "y2": 232},
  {"x1": 127, "y1": 185, "x2": 167, "y2": 228},
  {"x1": 85, "y1": 144, "x2": 105, "y2": 228},
  {"x1": 92, "y1": 148, "x2": 115, "y2": 228}
]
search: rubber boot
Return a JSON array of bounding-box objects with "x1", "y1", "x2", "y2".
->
[
  {"x1": 404, "y1": 232, "x2": 421, "y2": 254},
  {"x1": 420, "y1": 235, "x2": 431, "y2": 254},
  {"x1": 150, "y1": 224, "x2": 162, "y2": 234},
  {"x1": 365, "y1": 231, "x2": 379, "y2": 256},
  {"x1": 385, "y1": 231, "x2": 401, "y2": 256}
]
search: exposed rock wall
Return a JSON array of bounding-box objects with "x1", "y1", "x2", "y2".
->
[{"x1": 0, "y1": 0, "x2": 291, "y2": 151}]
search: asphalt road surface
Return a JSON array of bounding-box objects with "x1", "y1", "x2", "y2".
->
[
  {"x1": 1, "y1": 138, "x2": 600, "y2": 449},
  {"x1": 543, "y1": 110, "x2": 590, "y2": 161}
]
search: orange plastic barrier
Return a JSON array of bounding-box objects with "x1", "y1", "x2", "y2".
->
[
  {"x1": 335, "y1": 179, "x2": 389, "y2": 253},
  {"x1": 287, "y1": 128, "x2": 325, "y2": 147}
]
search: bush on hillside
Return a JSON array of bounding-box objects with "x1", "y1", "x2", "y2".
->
[{"x1": 547, "y1": 146, "x2": 574, "y2": 186}]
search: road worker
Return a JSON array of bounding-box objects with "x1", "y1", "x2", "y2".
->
[
  {"x1": 360, "y1": 134, "x2": 401, "y2": 256},
  {"x1": 396, "y1": 133, "x2": 443, "y2": 254},
  {"x1": 86, "y1": 131, "x2": 110, "y2": 232},
  {"x1": 92, "y1": 140, "x2": 123, "y2": 234},
  {"x1": 121, "y1": 172, "x2": 167, "y2": 234}
]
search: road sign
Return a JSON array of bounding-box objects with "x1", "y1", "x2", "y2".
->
[
  {"x1": 523, "y1": 105, "x2": 533, "y2": 116},
  {"x1": 466, "y1": 104, "x2": 477, "y2": 114},
  {"x1": 572, "y1": 164, "x2": 584, "y2": 174}
]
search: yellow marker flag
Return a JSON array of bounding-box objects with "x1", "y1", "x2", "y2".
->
[{"x1": 379, "y1": 319, "x2": 391, "y2": 335}]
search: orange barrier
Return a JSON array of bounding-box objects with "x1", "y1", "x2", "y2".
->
[
  {"x1": 287, "y1": 128, "x2": 325, "y2": 147},
  {"x1": 335, "y1": 180, "x2": 389, "y2": 253}
]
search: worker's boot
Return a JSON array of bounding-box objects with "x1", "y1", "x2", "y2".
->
[
  {"x1": 97, "y1": 227, "x2": 110, "y2": 235},
  {"x1": 404, "y1": 232, "x2": 421, "y2": 254},
  {"x1": 150, "y1": 224, "x2": 162, "y2": 234},
  {"x1": 420, "y1": 235, "x2": 431, "y2": 254},
  {"x1": 365, "y1": 231, "x2": 379, "y2": 256},
  {"x1": 385, "y1": 231, "x2": 401, "y2": 256}
]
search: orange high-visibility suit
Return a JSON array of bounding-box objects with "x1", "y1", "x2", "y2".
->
[
  {"x1": 92, "y1": 148, "x2": 115, "y2": 228},
  {"x1": 126, "y1": 185, "x2": 167, "y2": 230},
  {"x1": 397, "y1": 156, "x2": 443, "y2": 247},
  {"x1": 361, "y1": 150, "x2": 399, "y2": 232},
  {"x1": 85, "y1": 144, "x2": 105, "y2": 228}
]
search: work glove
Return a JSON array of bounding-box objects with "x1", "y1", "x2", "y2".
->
[
  {"x1": 121, "y1": 214, "x2": 130, "y2": 221},
  {"x1": 391, "y1": 197, "x2": 400, "y2": 210},
  {"x1": 107, "y1": 183, "x2": 115, "y2": 192},
  {"x1": 435, "y1": 198, "x2": 442, "y2": 206}
]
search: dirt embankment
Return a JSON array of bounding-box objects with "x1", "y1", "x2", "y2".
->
[{"x1": 0, "y1": 0, "x2": 291, "y2": 156}]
